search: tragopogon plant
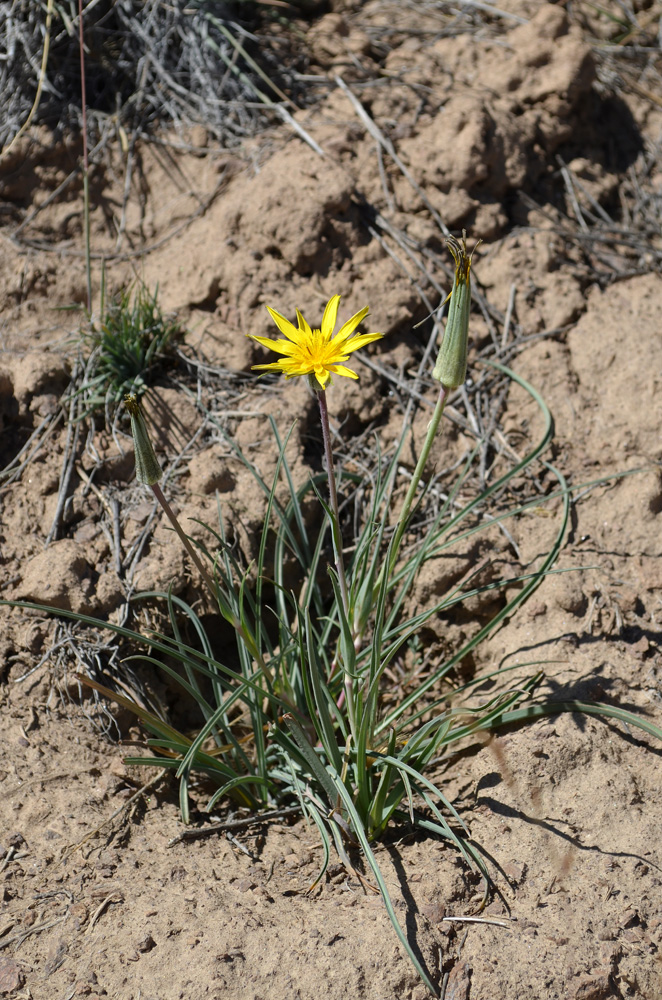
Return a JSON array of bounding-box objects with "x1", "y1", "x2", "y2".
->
[{"x1": 9, "y1": 233, "x2": 661, "y2": 996}]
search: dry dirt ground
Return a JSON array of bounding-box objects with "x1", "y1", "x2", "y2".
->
[{"x1": 1, "y1": 2, "x2": 662, "y2": 998}]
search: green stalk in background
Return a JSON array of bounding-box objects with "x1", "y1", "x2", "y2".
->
[
  {"x1": 316, "y1": 386, "x2": 350, "y2": 617},
  {"x1": 78, "y1": 0, "x2": 92, "y2": 313},
  {"x1": 385, "y1": 232, "x2": 479, "y2": 583},
  {"x1": 316, "y1": 385, "x2": 357, "y2": 737},
  {"x1": 124, "y1": 394, "x2": 274, "y2": 686}
]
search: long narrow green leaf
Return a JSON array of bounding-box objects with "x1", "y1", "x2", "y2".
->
[
  {"x1": 378, "y1": 461, "x2": 569, "y2": 732},
  {"x1": 256, "y1": 421, "x2": 299, "y2": 660},
  {"x1": 2, "y1": 602, "x2": 293, "y2": 733},
  {"x1": 432, "y1": 673, "x2": 544, "y2": 746},
  {"x1": 356, "y1": 526, "x2": 400, "y2": 810},
  {"x1": 494, "y1": 700, "x2": 662, "y2": 742},
  {"x1": 327, "y1": 568, "x2": 358, "y2": 680},
  {"x1": 73, "y1": 672, "x2": 187, "y2": 744},
  {"x1": 385, "y1": 443, "x2": 480, "y2": 626},
  {"x1": 207, "y1": 773, "x2": 270, "y2": 811},
  {"x1": 204, "y1": 409, "x2": 310, "y2": 568},
  {"x1": 303, "y1": 609, "x2": 344, "y2": 772},
  {"x1": 326, "y1": 771, "x2": 439, "y2": 997},
  {"x1": 282, "y1": 714, "x2": 339, "y2": 806}
]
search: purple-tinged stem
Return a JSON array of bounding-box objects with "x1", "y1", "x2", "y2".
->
[
  {"x1": 151, "y1": 482, "x2": 218, "y2": 600},
  {"x1": 78, "y1": 0, "x2": 92, "y2": 313},
  {"x1": 317, "y1": 388, "x2": 350, "y2": 618},
  {"x1": 151, "y1": 482, "x2": 274, "y2": 686},
  {"x1": 317, "y1": 389, "x2": 356, "y2": 735}
]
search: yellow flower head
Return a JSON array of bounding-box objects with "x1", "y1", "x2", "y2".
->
[{"x1": 250, "y1": 295, "x2": 382, "y2": 390}]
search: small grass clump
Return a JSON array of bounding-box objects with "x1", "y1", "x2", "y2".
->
[{"x1": 78, "y1": 281, "x2": 182, "y2": 415}]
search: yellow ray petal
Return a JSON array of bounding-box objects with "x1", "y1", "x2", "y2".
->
[
  {"x1": 250, "y1": 334, "x2": 299, "y2": 356},
  {"x1": 341, "y1": 331, "x2": 383, "y2": 354},
  {"x1": 314, "y1": 364, "x2": 331, "y2": 387},
  {"x1": 331, "y1": 305, "x2": 370, "y2": 346},
  {"x1": 280, "y1": 359, "x2": 308, "y2": 375},
  {"x1": 296, "y1": 308, "x2": 313, "y2": 340},
  {"x1": 265, "y1": 305, "x2": 301, "y2": 342},
  {"x1": 328, "y1": 364, "x2": 359, "y2": 379},
  {"x1": 252, "y1": 360, "x2": 288, "y2": 373},
  {"x1": 321, "y1": 295, "x2": 341, "y2": 341}
]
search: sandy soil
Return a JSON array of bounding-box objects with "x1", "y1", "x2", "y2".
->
[{"x1": 1, "y1": 2, "x2": 662, "y2": 998}]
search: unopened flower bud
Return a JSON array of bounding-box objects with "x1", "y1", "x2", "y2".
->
[
  {"x1": 125, "y1": 395, "x2": 162, "y2": 485},
  {"x1": 432, "y1": 232, "x2": 479, "y2": 390}
]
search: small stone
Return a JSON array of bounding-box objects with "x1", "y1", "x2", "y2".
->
[
  {"x1": 69, "y1": 902, "x2": 89, "y2": 929},
  {"x1": 571, "y1": 969, "x2": 612, "y2": 1000},
  {"x1": 421, "y1": 900, "x2": 446, "y2": 924},
  {"x1": 445, "y1": 961, "x2": 472, "y2": 1000},
  {"x1": 136, "y1": 934, "x2": 157, "y2": 953},
  {"x1": 0, "y1": 957, "x2": 24, "y2": 994},
  {"x1": 503, "y1": 861, "x2": 527, "y2": 884},
  {"x1": 218, "y1": 948, "x2": 244, "y2": 962}
]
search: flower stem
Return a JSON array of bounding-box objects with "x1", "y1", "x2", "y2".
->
[
  {"x1": 151, "y1": 482, "x2": 274, "y2": 686},
  {"x1": 387, "y1": 383, "x2": 448, "y2": 580},
  {"x1": 317, "y1": 389, "x2": 350, "y2": 618},
  {"x1": 78, "y1": 0, "x2": 92, "y2": 314},
  {"x1": 151, "y1": 482, "x2": 218, "y2": 600},
  {"x1": 317, "y1": 389, "x2": 355, "y2": 736}
]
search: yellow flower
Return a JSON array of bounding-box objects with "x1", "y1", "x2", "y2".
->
[{"x1": 250, "y1": 295, "x2": 382, "y2": 390}]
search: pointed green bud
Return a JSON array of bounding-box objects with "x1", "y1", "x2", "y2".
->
[
  {"x1": 124, "y1": 394, "x2": 162, "y2": 485},
  {"x1": 432, "y1": 232, "x2": 479, "y2": 389}
]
